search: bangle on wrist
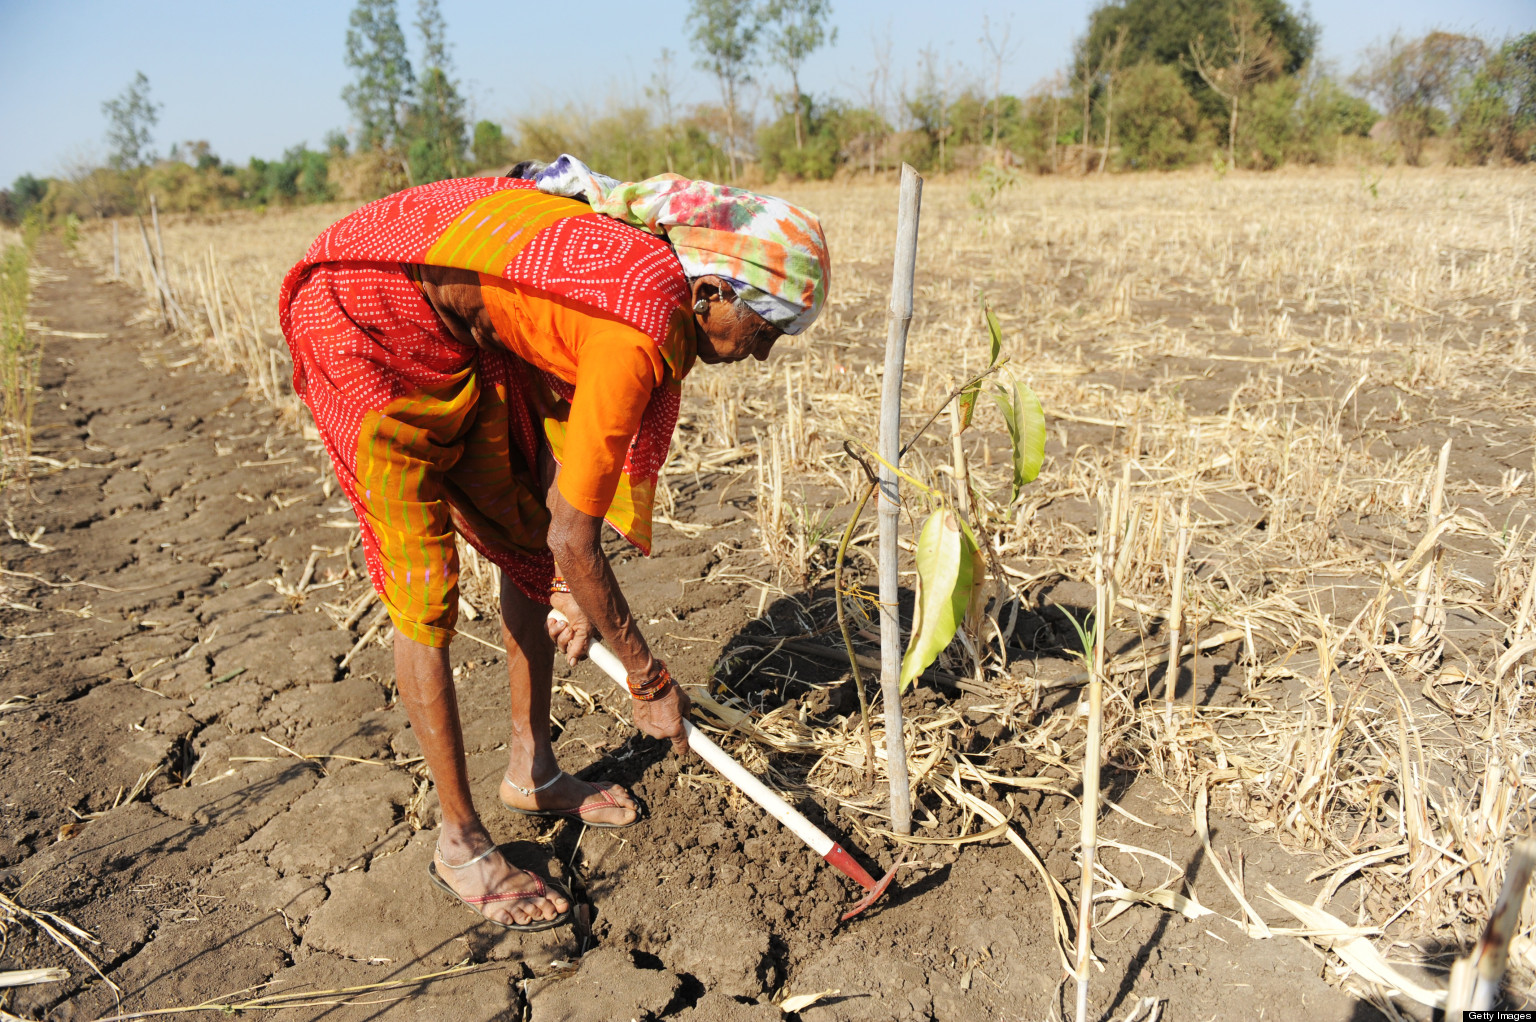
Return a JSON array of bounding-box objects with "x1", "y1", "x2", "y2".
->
[
  {"x1": 549, "y1": 574, "x2": 571, "y2": 594},
  {"x1": 627, "y1": 660, "x2": 673, "y2": 701}
]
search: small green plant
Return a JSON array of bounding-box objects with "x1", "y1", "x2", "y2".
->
[
  {"x1": 794, "y1": 487, "x2": 835, "y2": 551},
  {"x1": 1360, "y1": 167, "x2": 1382, "y2": 200},
  {"x1": 1053, "y1": 605, "x2": 1099, "y2": 667},
  {"x1": 967, "y1": 164, "x2": 1019, "y2": 215},
  {"x1": 61, "y1": 214, "x2": 81, "y2": 251},
  {"x1": 894, "y1": 297, "x2": 1047, "y2": 689}
]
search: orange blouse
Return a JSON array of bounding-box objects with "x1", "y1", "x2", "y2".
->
[{"x1": 475, "y1": 274, "x2": 666, "y2": 519}]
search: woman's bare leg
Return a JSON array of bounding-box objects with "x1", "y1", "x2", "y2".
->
[
  {"x1": 393, "y1": 632, "x2": 568, "y2": 924},
  {"x1": 496, "y1": 577, "x2": 637, "y2": 826}
]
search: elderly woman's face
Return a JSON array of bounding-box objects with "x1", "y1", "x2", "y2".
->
[{"x1": 690, "y1": 276, "x2": 783, "y2": 365}]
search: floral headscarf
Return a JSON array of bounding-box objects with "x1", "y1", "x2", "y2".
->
[{"x1": 530, "y1": 155, "x2": 830, "y2": 335}]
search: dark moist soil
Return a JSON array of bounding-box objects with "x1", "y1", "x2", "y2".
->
[{"x1": 3, "y1": 242, "x2": 1415, "y2": 1022}]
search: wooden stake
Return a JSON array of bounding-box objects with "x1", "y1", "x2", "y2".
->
[
  {"x1": 1076, "y1": 487, "x2": 1110, "y2": 1022},
  {"x1": 1410, "y1": 440, "x2": 1452, "y2": 644},
  {"x1": 150, "y1": 193, "x2": 168, "y2": 295},
  {"x1": 877, "y1": 164, "x2": 922, "y2": 836},
  {"x1": 137, "y1": 217, "x2": 170, "y2": 329}
]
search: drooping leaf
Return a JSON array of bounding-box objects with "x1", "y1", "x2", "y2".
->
[
  {"x1": 984, "y1": 302, "x2": 1003, "y2": 367},
  {"x1": 901, "y1": 511, "x2": 983, "y2": 689},
  {"x1": 992, "y1": 379, "x2": 1047, "y2": 503},
  {"x1": 964, "y1": 531, "x2": 989, "y2": 627}
]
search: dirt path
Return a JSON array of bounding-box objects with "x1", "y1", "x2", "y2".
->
[{"x1": 2, "y1": 243, "x2": 1396, "y2": 1022}]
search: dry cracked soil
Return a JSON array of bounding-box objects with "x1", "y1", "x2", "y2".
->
[{"x1": 1, "y1": 242, "x2": 1406, "y2": 1022}]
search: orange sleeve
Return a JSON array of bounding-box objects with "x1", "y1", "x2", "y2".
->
[
  {"x1": 558, "y1": 322, "x2": 665, "y2": 518},
  {"x1": 558, "y1": 331, "x2": 661, "y2": 516},
  {"x1": 478, "y1": 277, "x2": 576, "y2": 380},
  {"x1": 474, "y1": 275, "x2": 664, "y2": 516}
]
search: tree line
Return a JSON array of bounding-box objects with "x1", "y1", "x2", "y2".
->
[{"x1": 4, "y1": 0, "x2": 1533, "y2": 225}]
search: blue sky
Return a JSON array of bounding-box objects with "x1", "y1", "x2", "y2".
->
[{"x1": 1, "y1": 0, "x2": 1531, "y2": 186}]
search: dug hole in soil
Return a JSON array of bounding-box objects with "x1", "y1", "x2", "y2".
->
[{"x1": 1, "y1": 241, "x2": 1401, "y2": 1022}]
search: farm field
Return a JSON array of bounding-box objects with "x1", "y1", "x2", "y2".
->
[{"x1": 2, "y1": 167, "x2": 1534, "y2": 1021}]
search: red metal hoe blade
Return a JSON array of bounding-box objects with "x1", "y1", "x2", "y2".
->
[{"x1": 824, "y1": 844, "x2": 902, "y2": 922}]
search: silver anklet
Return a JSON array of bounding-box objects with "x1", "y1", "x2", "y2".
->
[
  {"x1": 435, "y1": 843, "x2": 500, "y2": 870},
  {"x1": 503, "y1": 769, "x2": 566, "y2": 798}
]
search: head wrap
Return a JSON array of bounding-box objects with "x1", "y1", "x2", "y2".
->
[{"x1": 530, "y1": 155, "x2": 830, "y2": 335}]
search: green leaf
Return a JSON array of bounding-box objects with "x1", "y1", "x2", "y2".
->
[
  {"x1": 958, "y1": 298, "x2": 1007, "y2": 433},
  {"x1": 984, "y1": 303, "x2": 1003, "y2": 367},
  {"x1": 1054, "y1": 604, "x2": 1098, "y2": 667},
  {"x1": 901, "y1": 511, "x2": 983, "y2": 690},
  {"x1": 992, "y1": 379, "x2": 1046, "y2": 503},
  {"x1": 1015, "y1": 380, "x2": 1046, "y2": 485}
]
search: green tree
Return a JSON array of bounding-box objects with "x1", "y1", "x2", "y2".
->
[
  {"x1": 905, "y1": 49, "x2": 956, "y2": 172},
  {"x1": 1455, "y1": 32, "x2": 1536, "y2": 163},
  {"x1": 243, "y1": 146, "x2": 334, "y2": 205},
  {"x1": 102, "y1": 71, "x2": 161, "y2": 170},
  {"x1": 0, "y1": 175, "x2": 49, "y2": 225},
  {"x1": 1113, "y1": 62, "x2": 1200, "y2": 168},
  {"x1": 758, "y1": 95, "x2": 844, "y2": 179},
  {"x1": 763, "y1": 0, "x2": 835, "y2": 151},
  {"x1": 1287, "y1": 67, "x2": 1376, "y2": 163},
  {"x1": 1355, "y1": 31, "x2": 1485, "y2": 165},
  {"x1": 981, "y1": 16, "x2": 1019, "y2": 163},
  {"x1": 688, "y1": 0, "x2": 762, "y2": 178},
  {"x1": 1085, "y1": 0, "x2": 1314, "y2": 121},
  {"x1": 343, "y1": 0, "x2": 414, "y2": 153},
  {"x1": 1187, "y1": 0, "x2": 1285, "y2": 169},
  {"x1": 471, "y1": 120, "x2": 510, "y2": 169},
  {"x1": 838, "y1": 103, "x2": 892, "y2": 175},
  {"x1": 1244, "y1": 74, "x2": 1299, "y2": 168},
  {"x1": 405, "y1": 0, "x2": 468, "y2": 182}
]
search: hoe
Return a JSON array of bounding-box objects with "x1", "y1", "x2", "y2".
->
[{"x1": 550, "y1": 611, "x2": 899, "y2": 922}]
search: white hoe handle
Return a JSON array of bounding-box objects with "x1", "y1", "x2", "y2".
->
[{"x1": 552, "y1": 612, "x2": 835, "y2": 858}]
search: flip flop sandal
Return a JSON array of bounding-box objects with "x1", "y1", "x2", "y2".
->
[
  {"x1": 499, "y1": 770, "x2": 640, "y2": 830},
  {"x1": 428, "y1": 845, "x2": 573, "y2": 932}
]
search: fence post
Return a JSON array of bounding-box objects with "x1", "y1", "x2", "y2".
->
[{"x1": 877, "y1": 164, "x2": 923, "y2": 836}]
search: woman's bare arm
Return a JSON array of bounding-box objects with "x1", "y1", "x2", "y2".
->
[{"x1": 546, "y1": 489, "x2": 690, "y2": 753}]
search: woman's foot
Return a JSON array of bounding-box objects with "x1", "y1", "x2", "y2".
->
[
  {"x1": 432, "y1": 829, "x2": 569, "y2": 927},
  {"x1": 499, "y1": 767, "x2": 639, "y2": 828}
]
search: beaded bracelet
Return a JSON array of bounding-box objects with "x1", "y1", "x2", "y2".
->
[
  {"x1": 627, "y1": 660, "x2": 673, "y2": 701},
  {"x1": 549, "y1": 575, "x2": 571, "y2": 594}
]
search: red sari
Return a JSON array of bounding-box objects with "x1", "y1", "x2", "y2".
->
[{"x1": 279, "y1": 179, "x2": 696, "y2": 647}]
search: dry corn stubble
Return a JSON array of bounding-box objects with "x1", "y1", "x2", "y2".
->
[{"x1": 78, "y1": 167, "x2": 1536, "y2": 1001}]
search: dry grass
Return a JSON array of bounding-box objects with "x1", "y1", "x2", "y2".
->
[
  {"x1": 76, "y1": 167, "x2": 1536, "y2": 1007},
  {"x1": 0, "y1": 224, "x2": 38, "y2": 488}
]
